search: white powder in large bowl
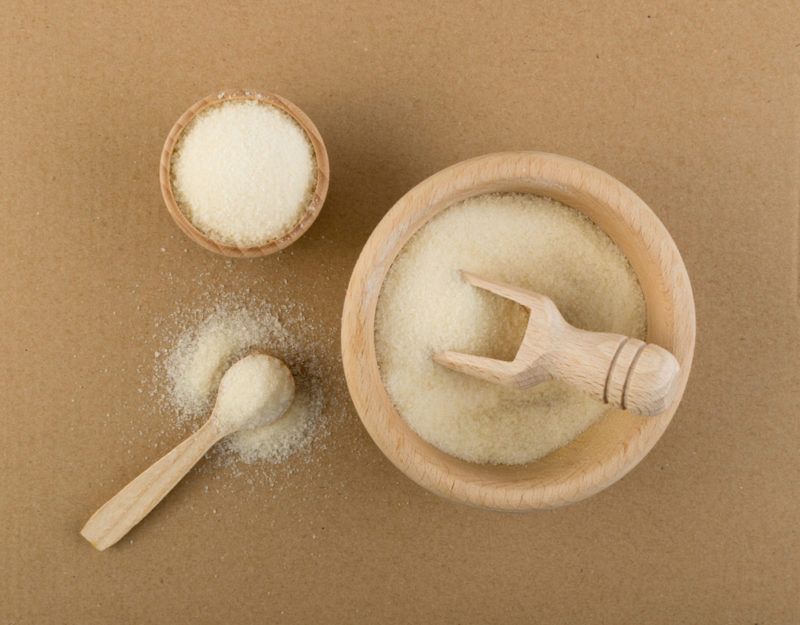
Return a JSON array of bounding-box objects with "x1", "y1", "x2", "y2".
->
[
  {"x1": 375, "y1": 193, "x2": 646, "y2": 465},
  {"x1": 171, "y1": 100, "x2": 316, "y2": 247}
]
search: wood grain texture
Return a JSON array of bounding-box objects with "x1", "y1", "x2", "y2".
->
[
  {"x1": 159, "y1": 89, "x2": 330, "y2": 257},
  {"x1": 80, "y1": 419, "x2": 226, "y2": 551},
  {"x1": 433, "y1": 272, "x2": 681, "y2": 417},
  {"x1": 340, "y1": 151, "x2": 696, "y2": 510}
]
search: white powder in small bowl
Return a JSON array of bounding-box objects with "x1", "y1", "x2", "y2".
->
[
  {"x1": 375, "y1": 193, "x2": 646, "y2": 465},
  {"x1": 171, "y1": 100, "x2": 316, "y2": 247},
  {"x1": 214, "y1": 354, "x2": 295, "y2": 432}
]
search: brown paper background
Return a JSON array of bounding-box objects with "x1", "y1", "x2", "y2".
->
[{"x1": 2, "y1": 1, "x2": 798, "y2": 623}]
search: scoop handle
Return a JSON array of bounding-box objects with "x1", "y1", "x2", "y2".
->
[
  {"x1": 80, "y1": 419, "x2": 225, "y2": 551},
  {"x1": 549, "y1": 328, "x2": 680, "y2": 417}
]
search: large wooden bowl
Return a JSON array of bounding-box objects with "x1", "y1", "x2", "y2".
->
[
  {"x1": 341, "y1": 152, "x2": 695, "y2": 510},
  {"x1": 160, "y1": 90, "x2": 329, "y2": 258}
]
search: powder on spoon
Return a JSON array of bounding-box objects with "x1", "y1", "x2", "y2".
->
[
  {"x1": 375, "y1": 193, "x2": 646, "y2": 465},
  {"x1": 171, "y1": 99, "x2": 316, "y2": 247},
  {"x1": 214, "y1": 354, "x2": 295, "y2": 431},
  {"x1": 162, "y1": 302, "x2": 325, "y2": 464}
]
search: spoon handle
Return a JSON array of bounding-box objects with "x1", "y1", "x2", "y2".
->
[
  {"x1": 80, "y1": 420, "x2": 224, "y2": 551},
  {"x1": 550, "y1": 327, "x2": 680, "y2": 417}
]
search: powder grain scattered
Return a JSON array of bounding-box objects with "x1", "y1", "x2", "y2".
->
[{"x1": 163, "y1": 302, "x2": 324, "y2": 464}]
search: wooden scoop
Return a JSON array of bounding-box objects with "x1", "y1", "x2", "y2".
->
[
  {"x1": 80, "y1": 353, "x2": 294, "y2": 551},
  {"x1": 433, "y1": 272, "x2": 680, "y2": 417}
]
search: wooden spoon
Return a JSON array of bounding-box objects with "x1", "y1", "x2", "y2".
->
[
  {"x1": 81, "y1": 353, "x2": 294, "y2": 551},
  {"x1": 433, "y1": 272, "x2": 680, "y2": 417}
]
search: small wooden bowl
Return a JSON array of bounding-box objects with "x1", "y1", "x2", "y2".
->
[
  {"x1": 341, "y1": 152, "x2": 696, "y2": 510},
  {"x1": 159, "y1": 90, "x2": 330, "y2": 257}
]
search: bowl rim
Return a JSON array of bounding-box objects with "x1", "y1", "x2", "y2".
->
[
  {"x1": 159, "y1": 89, "x2": 330, "y2": 258},
  {"x1": 341, "y1": 151, "x2": 696, "y2": 510}
]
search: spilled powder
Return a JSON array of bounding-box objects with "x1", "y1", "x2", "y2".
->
[
  {"x1": 89, "y1": 244, "x2": 356, "y2": 502},
  {"x1": 375, "y1": 193, "x2": 646, "y2": 465},
  {"x1": 160, "y1": 300, "x2": 326, "y2": 465}
]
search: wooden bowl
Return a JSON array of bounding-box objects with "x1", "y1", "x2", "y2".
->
[
  {"x1": 341, "y1": 152, "x2": 695, "y2": 510},
  {"x1": 159, "y1": 90, "x2": 330, "y2": 257}
]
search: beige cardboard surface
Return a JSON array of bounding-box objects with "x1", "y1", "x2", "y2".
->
[{"x1": 2, "y1": 1, "x2": 798, "y2": 623}]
